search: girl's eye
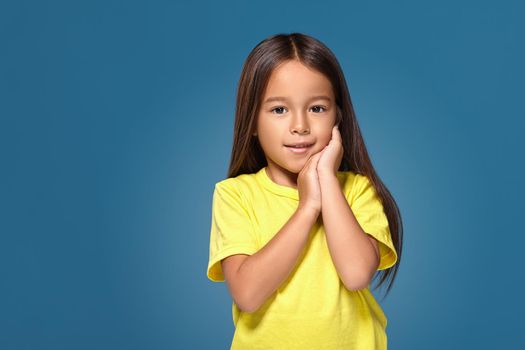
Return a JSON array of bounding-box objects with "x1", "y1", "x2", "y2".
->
[
  {"x1": 270, "y1": 107, "x2": 287, "y2": 114},
  {"x1": 310, "y1": 105, "x2": 327, "y2": 113},
  {"x1": 270, "y1": 106, "x2": 327, "y2": 114}
]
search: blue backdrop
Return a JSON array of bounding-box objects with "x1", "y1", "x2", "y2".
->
[{"x1": 1, "y1": 0, "x2": 524, "y2": 349}]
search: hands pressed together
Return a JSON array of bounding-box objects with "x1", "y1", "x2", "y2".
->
[{"x1": 297, "y1": 125, "x2": 343, "y2": 214}]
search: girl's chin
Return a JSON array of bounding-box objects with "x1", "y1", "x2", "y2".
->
[
  {"x1": 285, "y1": 162, "x2": 307, "y2": 174},
  {"x1": 272, "y1": 157, "x2": 312, "y2": 175}
]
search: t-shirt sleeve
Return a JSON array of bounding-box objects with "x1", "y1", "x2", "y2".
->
[
  {"x1": 348, "y1": 174, "x2": 398, "y2": 270},
  {"x1": 207, "y1": 180, "x2": 259, "y2": 282}
]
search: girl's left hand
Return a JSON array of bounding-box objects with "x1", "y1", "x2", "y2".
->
[{"x1": 317, "y1": 125, "x2": 343, "y2": 177}]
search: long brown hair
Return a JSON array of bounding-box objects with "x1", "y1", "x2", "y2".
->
[{"x1": 226, "y1": 32, "x2": 403, "y2": 300}]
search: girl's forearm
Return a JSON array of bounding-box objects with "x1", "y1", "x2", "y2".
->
[
  {"x1": 318, "y1": 173, "x2": 379, "y2": 291},
  {"x1": 236, "y1": 206, "x2": 319, "y2": 312}
]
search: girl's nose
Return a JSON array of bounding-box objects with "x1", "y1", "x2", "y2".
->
[{"x1": 290, "y1": 113, "x2": 310, "y2": 134}]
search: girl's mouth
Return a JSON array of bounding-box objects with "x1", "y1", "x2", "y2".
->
[{"x1": 285, "y1": 144, "x2": 313, "y2": 154}]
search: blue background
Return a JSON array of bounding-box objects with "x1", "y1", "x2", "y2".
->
[{"x1": 1, "y1": 0, "x2": 524, "y2": 349}]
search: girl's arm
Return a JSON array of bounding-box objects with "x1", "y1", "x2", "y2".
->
[
  {"x1": 318, "y1": 173, "x2": 380, "y2": 291},
  {"x1": 222, "y1": 206, "x2": 319, "y2": 313}
]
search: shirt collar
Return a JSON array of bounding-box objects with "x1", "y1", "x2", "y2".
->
[
  {"x1": 255, "y1": 166, "x2": 348, "y2": 201},
  {"x1": 256, "y1": 166, "x2": 299, "y2": 200}
]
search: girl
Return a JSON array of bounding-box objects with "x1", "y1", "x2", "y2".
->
[{"x1": 207, "y1": 32, "x2": 403, "y2": 350}]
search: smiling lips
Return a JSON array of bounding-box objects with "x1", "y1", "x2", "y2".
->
[{"x1": 285, "y1": 142, "x2": 314, "y2": 154}]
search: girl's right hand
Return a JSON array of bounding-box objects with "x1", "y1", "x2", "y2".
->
[{"x1": 297, "y1": 149, "x2": 324, "y2": 215}]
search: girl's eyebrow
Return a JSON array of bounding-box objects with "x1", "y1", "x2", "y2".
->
[{"x1": 263, "y1": 95, "x2": 332, "y2": 104}]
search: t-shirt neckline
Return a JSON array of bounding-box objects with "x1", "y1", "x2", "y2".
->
[{"x1": 256, "y1": 166, "x2": 299, "y2": 200}]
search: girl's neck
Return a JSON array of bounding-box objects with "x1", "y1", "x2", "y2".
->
[{"x1": 265, "y1": 164, "x2": 299, "y2": 190}]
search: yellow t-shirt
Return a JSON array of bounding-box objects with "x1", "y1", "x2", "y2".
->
[{"x1": 207, "y1": 166, "x2": 398, "y2": 350}]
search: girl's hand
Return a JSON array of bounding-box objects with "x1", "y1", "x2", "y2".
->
[
  {"x1": 297, "y1": 149, "x2": 324, "y2": 215},
  {"x1": 317, "y1": 125, "x2": 343, "y2": 178}
]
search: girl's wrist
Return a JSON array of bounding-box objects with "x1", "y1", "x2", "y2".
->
[
  {"x1": 317, "y1": 170, "x2": 337, "y2": 181},
  {"x1": 297, "y1": 203, "x2": 321, "y2": 219}
]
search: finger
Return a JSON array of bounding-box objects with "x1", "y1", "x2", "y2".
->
[
  {"x1": 305, "y1": 155, "x2": 317, "y2": 170},
  {"x1": 334, "y1": 125, "x2": 342, "y2": 141},
  {"x1": 306, "y1": 151, "x2": 323, "y2": 172},
  {"x1": 309, "y1": 150, "x2": 323, "y2": 164},
  {"x1": 301, "y1": 153, "x2": 316, "y2": 173},
  {"x1": 307, "y1": 150, "x2": 322, "y2": 161},
  {"x1": 306, "y1": 153, "x2": 321, "y2": 171},
  {"x1": 300, "y1": 159, "x2": 311, "y2": 175},
  {"x1": 313, "y1": 151, "x2": 323, "y2": 165}
]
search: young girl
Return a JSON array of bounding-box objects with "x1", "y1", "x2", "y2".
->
[{"x1": 207, "y1": 32, "x2": 403, "y2": 350}]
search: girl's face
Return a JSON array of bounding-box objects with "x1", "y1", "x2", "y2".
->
[{"x1": 255, "y1": 60, "x2": 337, "y2": 187}]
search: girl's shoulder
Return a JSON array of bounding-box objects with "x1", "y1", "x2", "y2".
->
[
  {"x1": 215, "y1": 170, "x2": 368, "y2": 190},
  {"x1": 214, "y1": 172, "x2": 258, "y2": 195},
  {"x1": 336, "y1": 170, "x2": 373, "y2": 201},
  {"x1": 214, "y1": 170, "x2": 371, "y2": 201}
]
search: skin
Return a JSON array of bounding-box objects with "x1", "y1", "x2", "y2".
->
[
  {"x1": 254, "y1": 59, "x2": 337, "y2": 189},
  {"x1": 253, "y1": 59, "x2": 381, "y2": 291}
]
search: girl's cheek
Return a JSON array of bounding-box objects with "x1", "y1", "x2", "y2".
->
[{"x1": 321, "y1": 132, "x2": 332, "y2": 146}]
